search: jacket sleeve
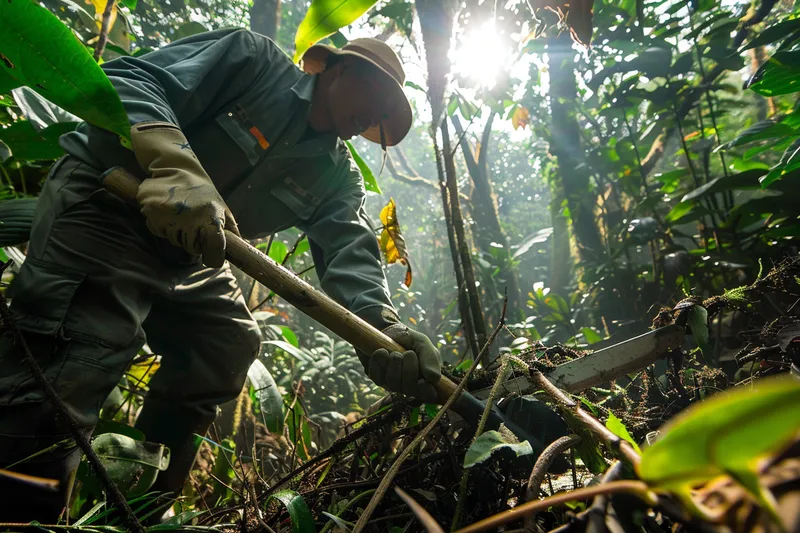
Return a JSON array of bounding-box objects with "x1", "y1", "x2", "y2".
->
[
  {"x1": 297, "y1": 156, "x2": 399, "y2": 332},
  {"x1": 102, "y1": 28, "x2": 271, "y2": 128}
]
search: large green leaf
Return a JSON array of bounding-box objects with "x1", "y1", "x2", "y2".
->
[
  {"x1": 0, "y1": 0, "x2": 129, "y2": 139},
  {"x1": 247, "y1": 360, "x2": 285, "y2": 434},
  {"x1": 637, "y1": 376, "x2": 800, "y2": 520},
  {"x1": 742, "y1": 18, "x2": 800, "y2": 50},
  {"x1": 463, "y1": 430, "x2": 534, "y2": 468},
  {"x1": 680, "y1": 169, "x2": 768, "y2": 202},
  {"x1": 90, "y1": 433, "x2": 170, "y2": 498},
  {"x1": 268, "y1": 490, "x2": 316, "y2": 533},
  {"x1": 293, "y1": 0, "x2": 380, "y2": 63},
  {"x1": 747, "y1": 50, "x2": 800, "y2": 97},
  {"x1": 605, "y1": 412, "x2": 641, "y2": 454},
  {"x1": 346, "y1": 140, "x2": 381, "y2": 194},
  {"x1": 0, "y1": 120, "x2": 77, "y2": 160}
]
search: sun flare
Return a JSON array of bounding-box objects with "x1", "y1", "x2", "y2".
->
[{"x1": 450, "y1": 20, "x2": 510, "y2": 89}]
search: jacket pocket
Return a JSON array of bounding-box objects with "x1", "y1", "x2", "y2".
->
[{"x1": 270, "y1": 175, "x2": 322, "y2": 221}]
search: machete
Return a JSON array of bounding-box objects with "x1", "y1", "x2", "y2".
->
[{"x1": 472, "y1": 324, "x2": 685, "y2": 400}]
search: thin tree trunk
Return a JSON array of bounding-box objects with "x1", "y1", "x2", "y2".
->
[
  {"x1": 547, "y1": 34, "x2": 604, "y2": 263},
  {"x1": 250, "y1": 0, "x2": 281, "y2": 39},
  {"x1": 442, "y1": 119, "x2": 488, "y2": 349},
  {"x1": 750, "y1": 45, "x2": 776, "y2": 120},
  {"x1": 432, "y1": 132, "x2": 480, "y2": 359},
  {"x1": 451, "y1": 114, "x2": 523, "y2": 312}
]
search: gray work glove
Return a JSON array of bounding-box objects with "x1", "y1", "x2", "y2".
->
[
  {"x1": 359, "y1": 323, "x2": 442, "y2": 404},
  {"x1": 131, "y1": 121, "x2": 239, "y2": 268}
]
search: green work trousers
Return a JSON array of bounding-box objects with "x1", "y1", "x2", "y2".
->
[{"x1": 0, "y1": 156, "x2": 262, "y2": 521}]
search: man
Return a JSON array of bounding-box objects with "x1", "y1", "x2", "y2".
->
[{"x1": 0, "y1": 29, "x2": 441, "y2": 521}]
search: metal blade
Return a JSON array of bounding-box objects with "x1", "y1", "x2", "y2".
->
[{"x1": 472, "y1": 324, "x2": 685, "y2": 400}]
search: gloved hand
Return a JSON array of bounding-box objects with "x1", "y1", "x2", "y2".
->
[
  {"x1": 359, "y1": 323, "x2": 442, "y2": 404},
  {"x1": 131, "y1": 121, "x2": 239, "y2": 268}
]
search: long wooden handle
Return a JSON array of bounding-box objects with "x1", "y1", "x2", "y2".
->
[{"x1": 102, "y1": 168, "x2": 461, "y2": 403}]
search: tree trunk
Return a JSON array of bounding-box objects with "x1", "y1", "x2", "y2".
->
[
  {"x1": 547, "y1": 34, "x2": 604, "y2": 263},
  {"x1": 441, "y1": 119, "x2": 488, "y2": 349},
  {"x1": 750, "y1": 45, "x2": 776, "y2": 120},
  {"x1": 250, "y1": 0, "x2": 281, "y2": 39},
  {"x1": 451, "y1": 114, "x2": 524, "y2": 313}
]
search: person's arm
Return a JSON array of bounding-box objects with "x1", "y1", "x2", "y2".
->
[
  {"x1": 299, "y1": 154, "x2": 441, "y2": 403},
  {"x1": 98, "y1": 29, "x2": 279, "y2": 266}
]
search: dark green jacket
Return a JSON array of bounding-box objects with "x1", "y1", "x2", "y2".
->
[{"x1": 59, "y1": 28, "x2": 397, "y2": 330}]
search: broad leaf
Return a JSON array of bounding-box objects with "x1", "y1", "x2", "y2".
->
[
  {"x1": 248, "y1": 360, "x2": 284, "y2": 434},
  {"x1": 0, "y1": 120, "x2": 77, "y2": 161},
  {"x1": 12, "y1": 86, "x2": 79, "y2": 130},
  {"x1": 293, "y1": 0, "x2": 380, "y2": 63},
  {"x1": 747, "y1": 50, "x2": 800, "y2": 97},
  {"x1": 637, "y1": 376, "x2": 800, "y2": 521},
  {"x1": 379, "y1": 197, "x2": 412, "y2": 287},
  {"x1": 605, "y1": 412, "x2": 641, "y2": 453},
  {"x1": 269, "y1": 490, "x2": 316, "y2": 533},
  {"x1": 511, "y1": 105, "x2": 530, "y2": 130},
  {"x1": 346, "y1": 140, "x2": 381, "y2": 194},
  {"x1": 687, "y1": 304, "x2": 709, "y2": 354},
  {"x1": 681, "y1": 169, "x2": 768, "y2": 202},
  {"x1": 0, "y1": 0, "x2": 130, "y2": 139},
  {"x1": 463, "y1": 430, "x2": 534, "y2": 468},
  {"x1": 90, "y1": 433, "x2": 169, "y2": 498}
]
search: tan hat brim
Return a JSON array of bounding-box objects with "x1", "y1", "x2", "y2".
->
[{"x1": 301, "y1": 44, "x2": 413, "y2": 147}]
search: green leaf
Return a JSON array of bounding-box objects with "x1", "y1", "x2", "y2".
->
[
  {"x1": 581, "y1": 327, "x2": 603, "y2": 345},
  {"x1": 268, "y1": 240, "x2": 288, "y2": 264},
  {"x1": 345, "y1": 140, "x2": 381, "y2": 194},
  {"x1": 0, "y1": 120, "x2": 77, "y2": 160},
  {"x1": 747, "y1": 50, "x2": 800, "y2": 97},
  {"x1": 280, "y1": 326, "x2": 299, "y2": 347},
  {"x1": 293, "y1": 0, "x2": 380, "y2": 63},
  {"x1": 0, "y1": 0, "x2": 130, "y2": 139},
  {"x1": 264, "y1": 339, "x2": 312, "y2": 363},
  {"x1": 269, "y1": 490, "x2": 316, "y2": 533},
  {"x1": 247, "y1": 360, "x2": 284, "y2": 434},
  {"x1": 12, "y1": 86, "x2": 79, "y2": 130},
  {"x1": 687, "y1": 305, "x2": 709, "y2": 354},
  {"x1": 405, "y1": 80, "x2": 426, "y2": 92},
  {"x1": 720, "y1": 118, "x2": 797, "y2": 150},
  {"x1": 680, "y1": 169, "x2": 768, "y2": 202},
  {"x1": 605, "y1": 412, "x2": 641, "y2": 454},
  {"x1": 665, "y1": 200, "x2": 696, "y2": 224},
  {"x1": 742, "y1": 17, "x2": 800, "y2": 50},
  {"x1": 637, "y1": 376, "x2": 800, "y2": 522},
  {"x1": 463, "y1": 430, "x2": 534, "y2": 468},
  {"x1": 90, "y1": 433, "x2": 169, "y2": 498}
]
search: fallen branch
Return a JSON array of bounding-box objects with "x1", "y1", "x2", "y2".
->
[
  {"x1": 0, "y1": 274, "x2": 144, "y2": 532},
  {"x1": 529, "y1": 369, "x2": 641, "y2": 468},
  {"x1": 454, "y1": 480, "x2": 657, "y2": 533}
]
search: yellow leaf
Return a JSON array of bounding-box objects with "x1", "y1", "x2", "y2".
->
[
  {"x1": 512, "y1": 106, "x2": 530, "y2": 131},
  {"x1": 474, "y1": 141, "x2": 481, "y2": 162},
  {"x1": 408, "y1": 317, "x2": 417, "y2": 325},
  {"x1": 683, "y1": 130, "x2": 701, "y2": 142},
  {"x1": 128, "y1": 355, "x2": 160, "y2": 385},
  {"x1": 379, "y1": 198, "x2": 413, "y2": 287},
  {"x1": 86, "y1": 0, "x2": 117, "y2": 32}
]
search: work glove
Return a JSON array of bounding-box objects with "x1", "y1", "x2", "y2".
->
[
  {"x1": 131, "y1": 121, "x2": 239, "y2": 268},
  {"x1": 358, "y1": 323, "x2": 442, "y2": 404}
]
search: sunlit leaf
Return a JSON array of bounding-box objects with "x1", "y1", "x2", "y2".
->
[
  {"x1": 581, "y1": 327, "x2": 603, "y2": 345},
  {"x1": 0, "y1": 0, "x2": 130, "y2": 139},
  {"x1": 605, "y1": 412, "x2": 641, "y2": 453},
  {"x1": 293, "y1": 0, "x2": 380, "y2": 63},
  {"x1": 463, "y1": 430, "x2": 534, "y2": 468},
  {"x1": 248, "y1": 360, "x2": 284, "y2": 434},
  {"x1": 637, "y1": 376, "x2": 800, "y2": 522},
  {"x1": 747, "y1": 50, "x2": 800, "y2": 97},
  {"x1": 86, "y1": 0, "x2": 117, "y2": 32},
  {"x1": 687, "y1": 304, "x2": 709, "y2": 354},
  {"x1": 345, "y1": 140, "x2": 381, "y2": 194},
  {"x1": 511, "y1": 105, "x2": 530, "y2": 130},
  {"x1": 379, "y1": 197, "x2": 412, "y2": 287},
  {"x1": 269, "y1": 490, "x2": 316, "y2": 533}
]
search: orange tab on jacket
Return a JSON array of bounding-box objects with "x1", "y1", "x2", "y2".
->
[{"x1": 249, "y1": 127, "x2": 270, "y2": 150}]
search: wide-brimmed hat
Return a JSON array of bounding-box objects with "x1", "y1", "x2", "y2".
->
[{"x1": 301, "y1": 38, "x2": 413, "y2": 146}]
